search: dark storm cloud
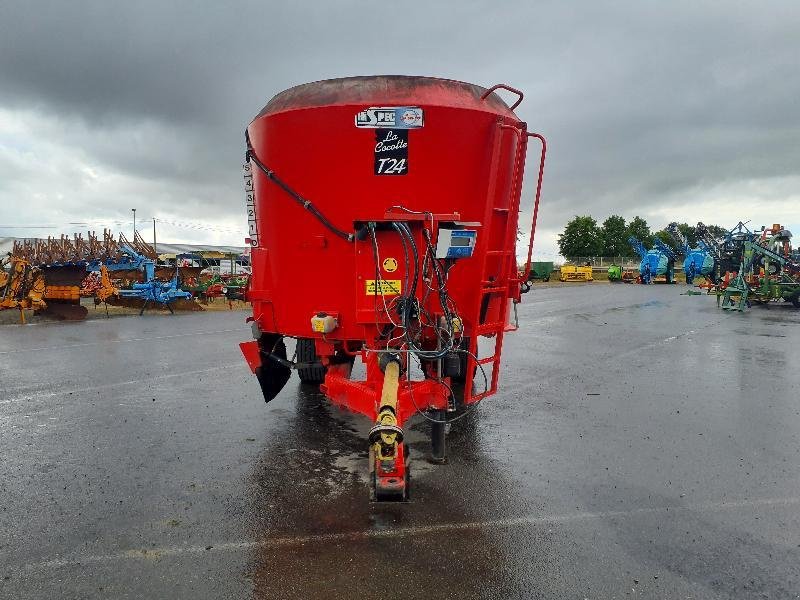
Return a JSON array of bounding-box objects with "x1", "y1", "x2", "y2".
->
[{"x1": 1, "y1": 1, "x2": 799, "y2": 249}]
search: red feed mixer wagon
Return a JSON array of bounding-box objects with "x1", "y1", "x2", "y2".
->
[{"x1": 239, "y1": 75, "x2": 546, "y2": 501}]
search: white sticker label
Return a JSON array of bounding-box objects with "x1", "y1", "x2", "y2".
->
[
  {"x1": 243, "y1": 162, "x2": 258, "y2": 247},
  {"x1": 355, "y1": 106, "x2": 424, "y2": 129}
]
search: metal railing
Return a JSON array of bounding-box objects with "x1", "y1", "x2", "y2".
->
[{"x1": 559, "y1": 256, "x2": 641, "y2": 270}]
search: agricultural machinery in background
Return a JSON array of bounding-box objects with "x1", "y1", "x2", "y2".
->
[
  {"x1": 607, "y1": 263, "x2": 622, "y2": 282},
  {"x1": 85, "y1": 241, "x2": 196, "y2": 314},
  {"x1": 2, "y1": 230, "x2": 200, "y2": 320},
  {"x1": 717, "y1": 224, "x2": 800, "y2": 311},
  {"x1": 521, "y1": 261, "x2": 554, "y2": 282},
  {"x1": 696, "y1": 221, "x2": 755, "y2": 280},
  {"x1": 666, "y1": 222, "x2": 716, "y2": 284},
  {"x1": 238, "y1": 76, "x2": 546, "y2": 501},
  {"x1": 628, "y1": 236, "x2": 675, "y2": 284},
  {"x1": 180, "y1": 252, "x2": 251, "y2": 302},
  {"x1": 559, "y1": 264, "x2": 593, "y2": 282},
  {"x1": 0, "y1": 256, "x2": 47, "y2": 323}
]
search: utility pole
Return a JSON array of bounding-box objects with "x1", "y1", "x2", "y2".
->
[
  {"x1": 153, "y1": 218, "x2": 157, "y2": 254},
  {"x1": 131, "y1": 208, "x2": 137, "y2": 237}
]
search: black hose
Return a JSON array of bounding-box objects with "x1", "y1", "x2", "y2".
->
[
  {"x1": 396, "y1": 222, "x2": 419, "y2": 299},
  {"x1": 245, "y1": 134, "x2": 354, "y2": 243},
  {"x1": 391, "y1": 222, "x2": 412, "y2": 309}
]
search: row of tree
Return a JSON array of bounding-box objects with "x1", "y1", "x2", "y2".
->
[{"x1": 557, "y1": 215, "x2": 727, "y2": 259}]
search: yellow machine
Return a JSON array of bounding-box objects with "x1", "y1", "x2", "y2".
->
[
  {"x1": 559, "y1": 264, "x2": 594, "y2": 282},
  {"x1": 0, "y1": 256, "x2": 47, "y2": 323},
  {"x1": 96, "y1": 265, "x2": 118, "y2": 303}
]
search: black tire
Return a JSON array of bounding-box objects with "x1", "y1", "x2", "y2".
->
[
  {"x1": 296, "y1": 338, "x2": 327, "y2": 384},
  {"x1": 792, "y1": 294, "x2": 800, "y2": 309},
  {"x1": 543, "y1": 275, "x2": 550, "y2": 282}
]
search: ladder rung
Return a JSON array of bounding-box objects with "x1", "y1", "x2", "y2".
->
[
  {"x1": 480, "y1": 285, "x2": 505, "y2": 292},
  {"x1": 492, "y1": 207, "x2": 509, "y2": 212},
  {"x1": 477, "y1": 356, "x2": 497, "y2": 365},
  {"x1": 486, "y1": 250, "x2": 512, "y2": 256}
]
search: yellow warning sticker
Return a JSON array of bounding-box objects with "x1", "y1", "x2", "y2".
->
[
  {"x1": 365, "y1": 279, "x2": 402, "y2": 296},
  {"x1": 382, "y1": 257, "x2": 398, "y2": 273}
]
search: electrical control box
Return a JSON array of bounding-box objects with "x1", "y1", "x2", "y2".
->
[{"x1": 435, "y1": 228, "x2": 477, "y2": 259}]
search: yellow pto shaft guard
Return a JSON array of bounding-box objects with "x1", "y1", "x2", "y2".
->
[{"x1": 368, "y1": 358, "x2": 404, "y2": 461}]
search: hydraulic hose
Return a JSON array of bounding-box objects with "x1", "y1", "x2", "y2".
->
[{"x1": 245, "y1": 132, "x2": 355, "y2": 243}]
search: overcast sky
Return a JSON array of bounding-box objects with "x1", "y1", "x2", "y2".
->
[{"x1": 1, "y1": 1, "x2": 799, "y2": 258}]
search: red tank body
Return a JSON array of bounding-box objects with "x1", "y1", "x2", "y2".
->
[{"x1": 239, "y1": 76, "x2": 546, "y2": 501}]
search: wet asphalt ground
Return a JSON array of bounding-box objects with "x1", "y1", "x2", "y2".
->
[{"x1": 1, "y1": 284, "x2": 799, "y2": 599}]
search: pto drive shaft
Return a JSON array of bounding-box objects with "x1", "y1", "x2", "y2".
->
[{"x1": 368, "y1": 356, "x2": 404, "y2": 461}]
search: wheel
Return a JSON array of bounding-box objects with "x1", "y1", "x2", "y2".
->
[
  {"x1": 686, "y1": 274, "x2": 694, "y2": 285},
  {"x1": 543, "y1": 275, "x2": 550, "y2": 282},
  {"x1": 792, "y1": 294, "x2": 800, "y2": 308},
  {"x1": 296, "y1": 338, "x2": 327, "y2": 384}
]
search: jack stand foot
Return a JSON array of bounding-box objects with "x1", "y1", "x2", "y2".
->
[{"x1": 429, "y1": 410, "x2": 447, "y2": 464}]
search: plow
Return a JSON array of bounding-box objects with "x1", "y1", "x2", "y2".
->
[
  {"x1": 238, "y1": 75, "x2": 546, "y2": 501},
  {"x1": 1, "y1": 229, "x2": 201, "y2": 321}
]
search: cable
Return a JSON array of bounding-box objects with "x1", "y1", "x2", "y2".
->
[
  {"x1": 404, "y1": 351, "x2": 490, "y2": 424},
  {"x1": 245, "y1": 132, "x2": 354, "y2": 243},
  {"x1": 391, "y1": 222, "x2": 412, "y2": 308}
]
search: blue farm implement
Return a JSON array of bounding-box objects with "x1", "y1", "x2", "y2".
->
[
  {"x1": 9, "y1": 229, "x2": 199, "y2": 317},
  {"x1": 666, "y1": 222, "x2": 716, "y2": 285},
  {"x1": 87, "y1": 238, "x2": 197, "y2": 314},
  {"x1": 628, "y1": 236, "x2": 676, "y2": 284}
]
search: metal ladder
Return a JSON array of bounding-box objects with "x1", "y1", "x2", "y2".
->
[{"x1": 464, "y1": 121, "x2": 530, "y2": 402}]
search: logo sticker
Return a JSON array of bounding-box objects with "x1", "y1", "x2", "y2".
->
[
  {"x1": 355, "y1": 106, "x2": 424, "y2": 129},
  {"x1": 382, "y1": 257, "x2": 398, "y2": 273},
  {"x1": 374, "y1": 129, "x2": 408, "y2": 176}
]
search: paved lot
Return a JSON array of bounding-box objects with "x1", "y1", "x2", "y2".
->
[{"x1": 1, "y1": 284, "x2": 799, "y2": 599}]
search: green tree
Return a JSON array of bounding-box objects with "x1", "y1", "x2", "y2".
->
[
  {"x1": 676, "y1": 223, "x2": 697, "y2": 248},
  {"x1": 600, "y1": 215, "x2": 628, "y2": 256},
  {"x1": 625, "y1": 216, "x2": 652, "y2": 256},
  {"x1": 558, "y1": 215, "x2": 602, "y2": 259}
]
